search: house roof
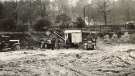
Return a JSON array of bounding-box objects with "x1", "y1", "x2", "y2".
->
[{"x1": 64, "y1": 30, "x2": 81, "y2": 33}]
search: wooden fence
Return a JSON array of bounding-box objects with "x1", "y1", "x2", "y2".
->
[{"x1": 49, "y1": 24, "x2": 135, "y2": 33}]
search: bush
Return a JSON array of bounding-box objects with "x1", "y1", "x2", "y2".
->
[
  {"x1": 75, "y1": 17, "x2": 86, "y2": 28},
  {"x1": 55, "y1": 13, "x2": 71, "y2": 27},
  {"x1": 128, "y1": 33, "x2": 135, "y2": 43},
  {"x1": 0, "y1": 18, "x2": 16, "y2": 31},
  {"x1": 33, "y1": 18, "x2": 52, "y2": 31}
]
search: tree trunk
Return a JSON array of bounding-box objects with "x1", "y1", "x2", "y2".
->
[
  {"x1": 104, "y1": 12, "x2": 107, "y2": 25},
  {"x1": 103, "y1": 0, "x2": 107, "y2": 25}
]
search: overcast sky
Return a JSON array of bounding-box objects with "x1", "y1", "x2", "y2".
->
[
  {"x1": 0, "y1": 0, "x2": 20, "y2": 1},
  {"x1": 0, "y1": 0, "x2": 91, "y2": 7},
  {"x1": 0, "y1": 0, "x2": 118, "y2": 6},
  {"x1": 0, "y1": 0, "x2": 90, "y2": 2}
]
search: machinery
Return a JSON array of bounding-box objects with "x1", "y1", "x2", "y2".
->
[
  {"x1": 83, "y1": 38, "x2": 96, "y2": 50},
  {"x1": 0, "y1": 35, "x2": 20, "y2": 51}
]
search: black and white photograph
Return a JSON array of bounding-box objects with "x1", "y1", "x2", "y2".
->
[{"x1": 0, "y1": 0, "x2": 135, "y2": 76}]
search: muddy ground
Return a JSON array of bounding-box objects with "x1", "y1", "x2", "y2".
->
[{"x1": 1, "y1": 41, "x2": 135, "y2": 76}]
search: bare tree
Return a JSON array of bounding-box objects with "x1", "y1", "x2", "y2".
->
[
  {"x1": 0, "y1": 2, "x2": 3, "y2": 18},
  {"x1": 92, "y1": 0, "x2": 112, "y2": 25},
  {"x1": 117, "y1": 0, "x2": 135, "y2": 22}
]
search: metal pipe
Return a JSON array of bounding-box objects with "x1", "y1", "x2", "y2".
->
[
  {"x1": 84, "y1": 7, "x2": 86, "y2": 20},
  {"x1": 84, "y1": 5, "x2": 89, "y2": 20}
]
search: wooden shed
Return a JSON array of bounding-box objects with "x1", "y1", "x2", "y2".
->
[{"x1": 64, "y1": 30, "x2": 82, "y2": 44}]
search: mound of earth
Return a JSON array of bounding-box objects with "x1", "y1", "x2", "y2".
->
[
  {"x1": 0, "y1": 39, "x2": 135, "y2": 76},
  {"x1": 0, "y1": 48, "x2": 135, "y2": 76}
]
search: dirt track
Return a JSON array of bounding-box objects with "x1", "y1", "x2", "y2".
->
[{"x1": 1, "y1": 42, "x2": 135, "y2": 76}]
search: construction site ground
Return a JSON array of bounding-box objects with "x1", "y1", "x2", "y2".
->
[{"x1": 1, "y1": 40, "x2": 135, "y2": 76}]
